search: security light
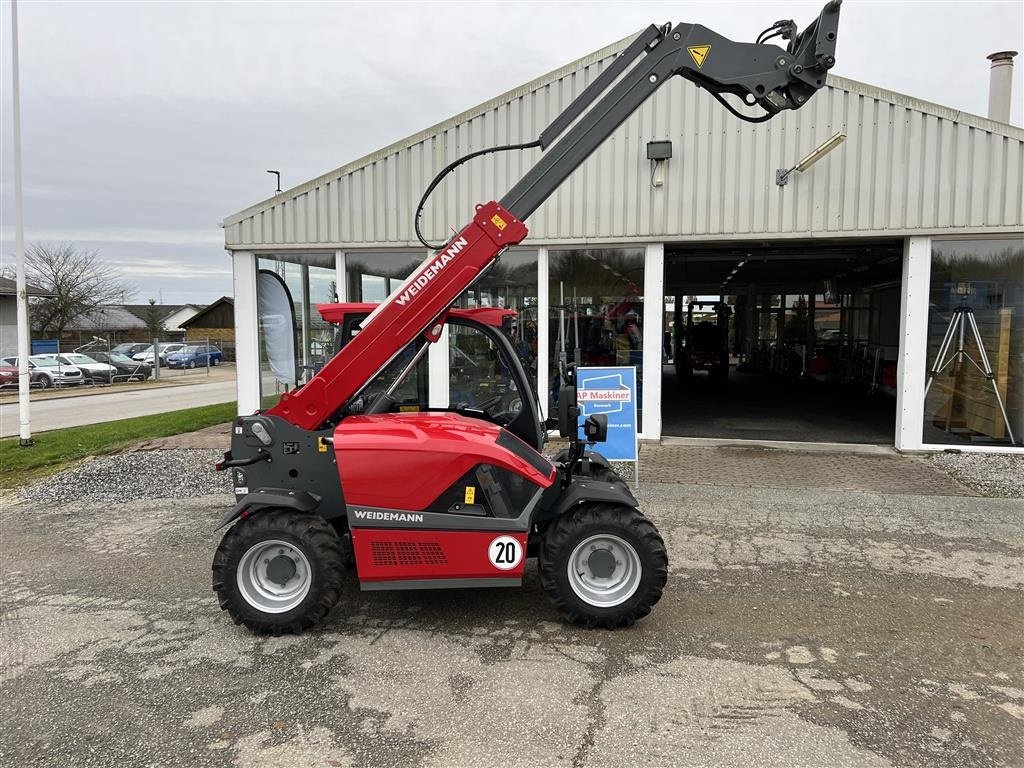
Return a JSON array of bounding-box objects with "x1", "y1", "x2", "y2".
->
[
  {"x1": 647, "y1": 140, "x2": 672, "y2": 187},
  {"x1": 776, "y1": 131, "x2": 846, "y2": 186},
  {"x1": 646, "y1": 141, "x2": 673, "y2": 160}
]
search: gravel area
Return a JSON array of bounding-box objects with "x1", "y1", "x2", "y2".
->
[
  {"x1": 928, "y1": 451, "x2": 1024, "y2": 498},
  {"x1": 20, "y1": 448, "x2": 230, "y2": 503}
]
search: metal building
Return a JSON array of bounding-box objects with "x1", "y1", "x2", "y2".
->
[{"x1": 224, "y1": 36, "x2": 1024, "y2": 453}]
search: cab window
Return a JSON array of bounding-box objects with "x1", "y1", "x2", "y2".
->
[{"x1": 449, "y1": 322, "x2": 523, "y2": 424}]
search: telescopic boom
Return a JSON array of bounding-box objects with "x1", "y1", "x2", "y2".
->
[{"x1": 267, "y1": 1, "x2": 842, "y2": 430}]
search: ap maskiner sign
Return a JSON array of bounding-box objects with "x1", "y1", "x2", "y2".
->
[{"x1": 576, "y1": 366, "x2": 638, "y2": 463}]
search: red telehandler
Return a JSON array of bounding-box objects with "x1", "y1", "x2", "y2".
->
[{"x1": 213, "y1": 1, "x2": 842, "y2": 634}]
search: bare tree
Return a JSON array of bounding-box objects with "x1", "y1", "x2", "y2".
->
[{"x1": 20, "y1": 243, "x2": 133, "y2": 335}]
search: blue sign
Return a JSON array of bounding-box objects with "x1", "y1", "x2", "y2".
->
[{"x1": 576, "y1": 366, "x2": 638, "y2": 462}]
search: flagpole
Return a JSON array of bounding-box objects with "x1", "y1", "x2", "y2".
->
[{"x1": 11, "y1": 0, "x2": 33, "y2": 446}]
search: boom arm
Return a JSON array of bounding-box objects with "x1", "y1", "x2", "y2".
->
[{"x1": 267, "y1": 1, "x2": 842, "y2": 430}]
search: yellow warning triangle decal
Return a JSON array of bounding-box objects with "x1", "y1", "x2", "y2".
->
[{"x1": 687, "y1": 45, "x2": 710, "y2": 69}]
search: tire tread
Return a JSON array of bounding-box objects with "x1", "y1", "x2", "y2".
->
[
  {"x1": 212, "y1": 510, "x2": 344, "y2": 635},
  {"x1": 539, "y1": 503, "x2": 668, "y2": 629}
]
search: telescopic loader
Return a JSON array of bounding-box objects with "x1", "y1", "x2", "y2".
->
[{"x1": 213, "y1": 1, "x2": 843, "y2": 633}]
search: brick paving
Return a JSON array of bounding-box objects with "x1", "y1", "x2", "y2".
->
[{"x1": 638, "y1": 443, "x2": 977, "y2": 496}]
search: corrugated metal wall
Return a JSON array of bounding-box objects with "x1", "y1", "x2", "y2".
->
[{"x1": 225, "y1": 47, "x2": 1024, "y2": 250}]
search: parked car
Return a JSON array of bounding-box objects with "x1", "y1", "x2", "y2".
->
[
  {"x1": 133, "y1": 343, "x2": 187, "y2": 363},
  {"x1": 165, "y1": 344, "x2": 223, "y2": 369},
  {"x1": 1, "y1": 355, "x2": 84, "y2": 388},
  {"x1": 88, "y1": 351, "x2": 152, "y2": 381},
  {"x1": 112, "y1": 342, "x2": 152, "y2": 358},
  {"x1": 56, "y1": 353, "x2": 119, "y2": 384},
  {"x1": 0, "y1": 364, "x2": 47, "y2": 389}
]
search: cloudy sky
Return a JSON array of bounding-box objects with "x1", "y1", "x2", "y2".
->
[{"x1": 1, "y1": 0, "x2": 1021, "y2": 305}]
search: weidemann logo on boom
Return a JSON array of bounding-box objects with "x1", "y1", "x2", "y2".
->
[{"x1": 394, "y1": 237, "x2": 469, "y2": 306}]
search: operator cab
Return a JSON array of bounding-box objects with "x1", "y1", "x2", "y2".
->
[{"x1": 316, "y1": 303, "x2": 545, "y2": 451}]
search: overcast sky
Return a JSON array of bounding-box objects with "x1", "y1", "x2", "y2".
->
[{"x1": 1, "y1": 0, "x2": 1021, "y2": 305}]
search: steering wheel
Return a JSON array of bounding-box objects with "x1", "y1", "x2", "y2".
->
[
  {"x1": 475, "y1": 394, "x2": 505, "y2": 413},
  {"x1": 480, "y1": 393, "x2": 523, "y2": 426}
]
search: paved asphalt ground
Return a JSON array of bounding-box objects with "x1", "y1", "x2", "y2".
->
[
  {"x1": 0, "y1": 378, "x2": 236, "y2": 437},
  {"x1": 1, "y1": 456, "x2": 1022, "y2": 767}
]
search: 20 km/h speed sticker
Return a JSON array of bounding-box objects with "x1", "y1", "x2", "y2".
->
[{"x1": 488, "y1": 535, "x2": 523, "y2": 571}]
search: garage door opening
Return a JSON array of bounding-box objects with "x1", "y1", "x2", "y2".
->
[{"x1": 663, "y1": 239, "x2": 903, "y2": 444}]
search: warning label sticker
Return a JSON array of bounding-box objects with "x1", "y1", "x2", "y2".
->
[{"x1": 687, "y1": 45, "x2": 710, "y2": 68}]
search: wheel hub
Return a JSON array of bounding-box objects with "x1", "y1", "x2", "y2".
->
[
  {"x1": 266, "y1": 554, "x2": 297, "y2": 586},
  {"x1": 587, "y1": 548, "x2": 617, "y2": 579}
]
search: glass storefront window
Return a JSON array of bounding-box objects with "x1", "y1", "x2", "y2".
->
[
  {"x1": 923, "y1": 238, "x2": 1024, "y2": 446},
  {"x1": 457, "y1": 250, "x2": 539, "y2": 384},
  {"x1": 257, "y1": 253, "x2": 338, "y2": 408},
  {"x1": 548, "y1": 247, "x2": 645, "y2": 428},
  {"x1": 346, "y1": 252, "x2": 424, "y2": 303}
]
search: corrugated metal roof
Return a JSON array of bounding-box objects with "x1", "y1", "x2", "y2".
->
[{"x1": 225, "y1": 35, "x2": 1024, "y2": 249}]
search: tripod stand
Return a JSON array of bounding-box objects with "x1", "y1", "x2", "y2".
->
[{"x1": 924, "y1": 302, "x2": 1016, "y2": 445}]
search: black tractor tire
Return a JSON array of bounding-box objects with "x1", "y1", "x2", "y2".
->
[
  {"x1": 539, "y1": 503, "x2": 668, "y2": 629},
  {"x1": 212, "y1": 510, "x2": 344, "y2": 635}
]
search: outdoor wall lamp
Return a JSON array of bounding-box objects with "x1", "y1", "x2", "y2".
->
[
  {"x1": 647, "y1": 140, "x2": 672, "y2": 187},
  {"x1": 776, "y1": 131, "x2": 846, "y2": 186}
]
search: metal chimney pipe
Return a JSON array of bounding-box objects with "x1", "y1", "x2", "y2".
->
[{"x1": 987, "y1": 50, "x2": 1018, "y2": 123}]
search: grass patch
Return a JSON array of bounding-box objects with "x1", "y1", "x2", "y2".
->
[{"x1": 0, "y1": 401, "x2": 236, "y2": 488}]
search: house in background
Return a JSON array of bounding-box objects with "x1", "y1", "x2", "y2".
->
[
  {"x1": 121, "y1": 304, "x2": 202, "y2": 336},
  {"x1": 180, "y1": 297, "x2": 235, "y2": 360},
  {"x1": 57, "y1": 303, "x2": 202, "y2": 346},
  {"x1": 0, "y1": 277, "x2": 55, "y2": 354}
]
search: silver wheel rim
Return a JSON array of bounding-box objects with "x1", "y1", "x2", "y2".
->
[
  {"x1": 236, "y1": 539, "x2": 312, "y2": 614},
  {"x1": 567, "y1": 533, "x2": 642, "y2": 608}
]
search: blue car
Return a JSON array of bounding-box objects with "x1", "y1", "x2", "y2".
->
[{"x1": 165, "y1": 344, "x2": 223, "y2": 369}]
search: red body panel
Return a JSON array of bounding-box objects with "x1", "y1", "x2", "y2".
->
[
  {"x1": 267, "y1": 202, "x2": 528, "y2": 430},
  {"x1": 333, "y1": 412, "x2": 554, "y2": 509},
  {"x1": 317, "y1": 302, "x2": 517, "y2": 329},
  {"x1": 352, "y1": 529, "x2": 527, "y2": 582}
]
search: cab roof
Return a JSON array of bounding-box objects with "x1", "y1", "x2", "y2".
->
[{"x1": 317, "y1": 303, "x2": 517, "y2": 328}]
